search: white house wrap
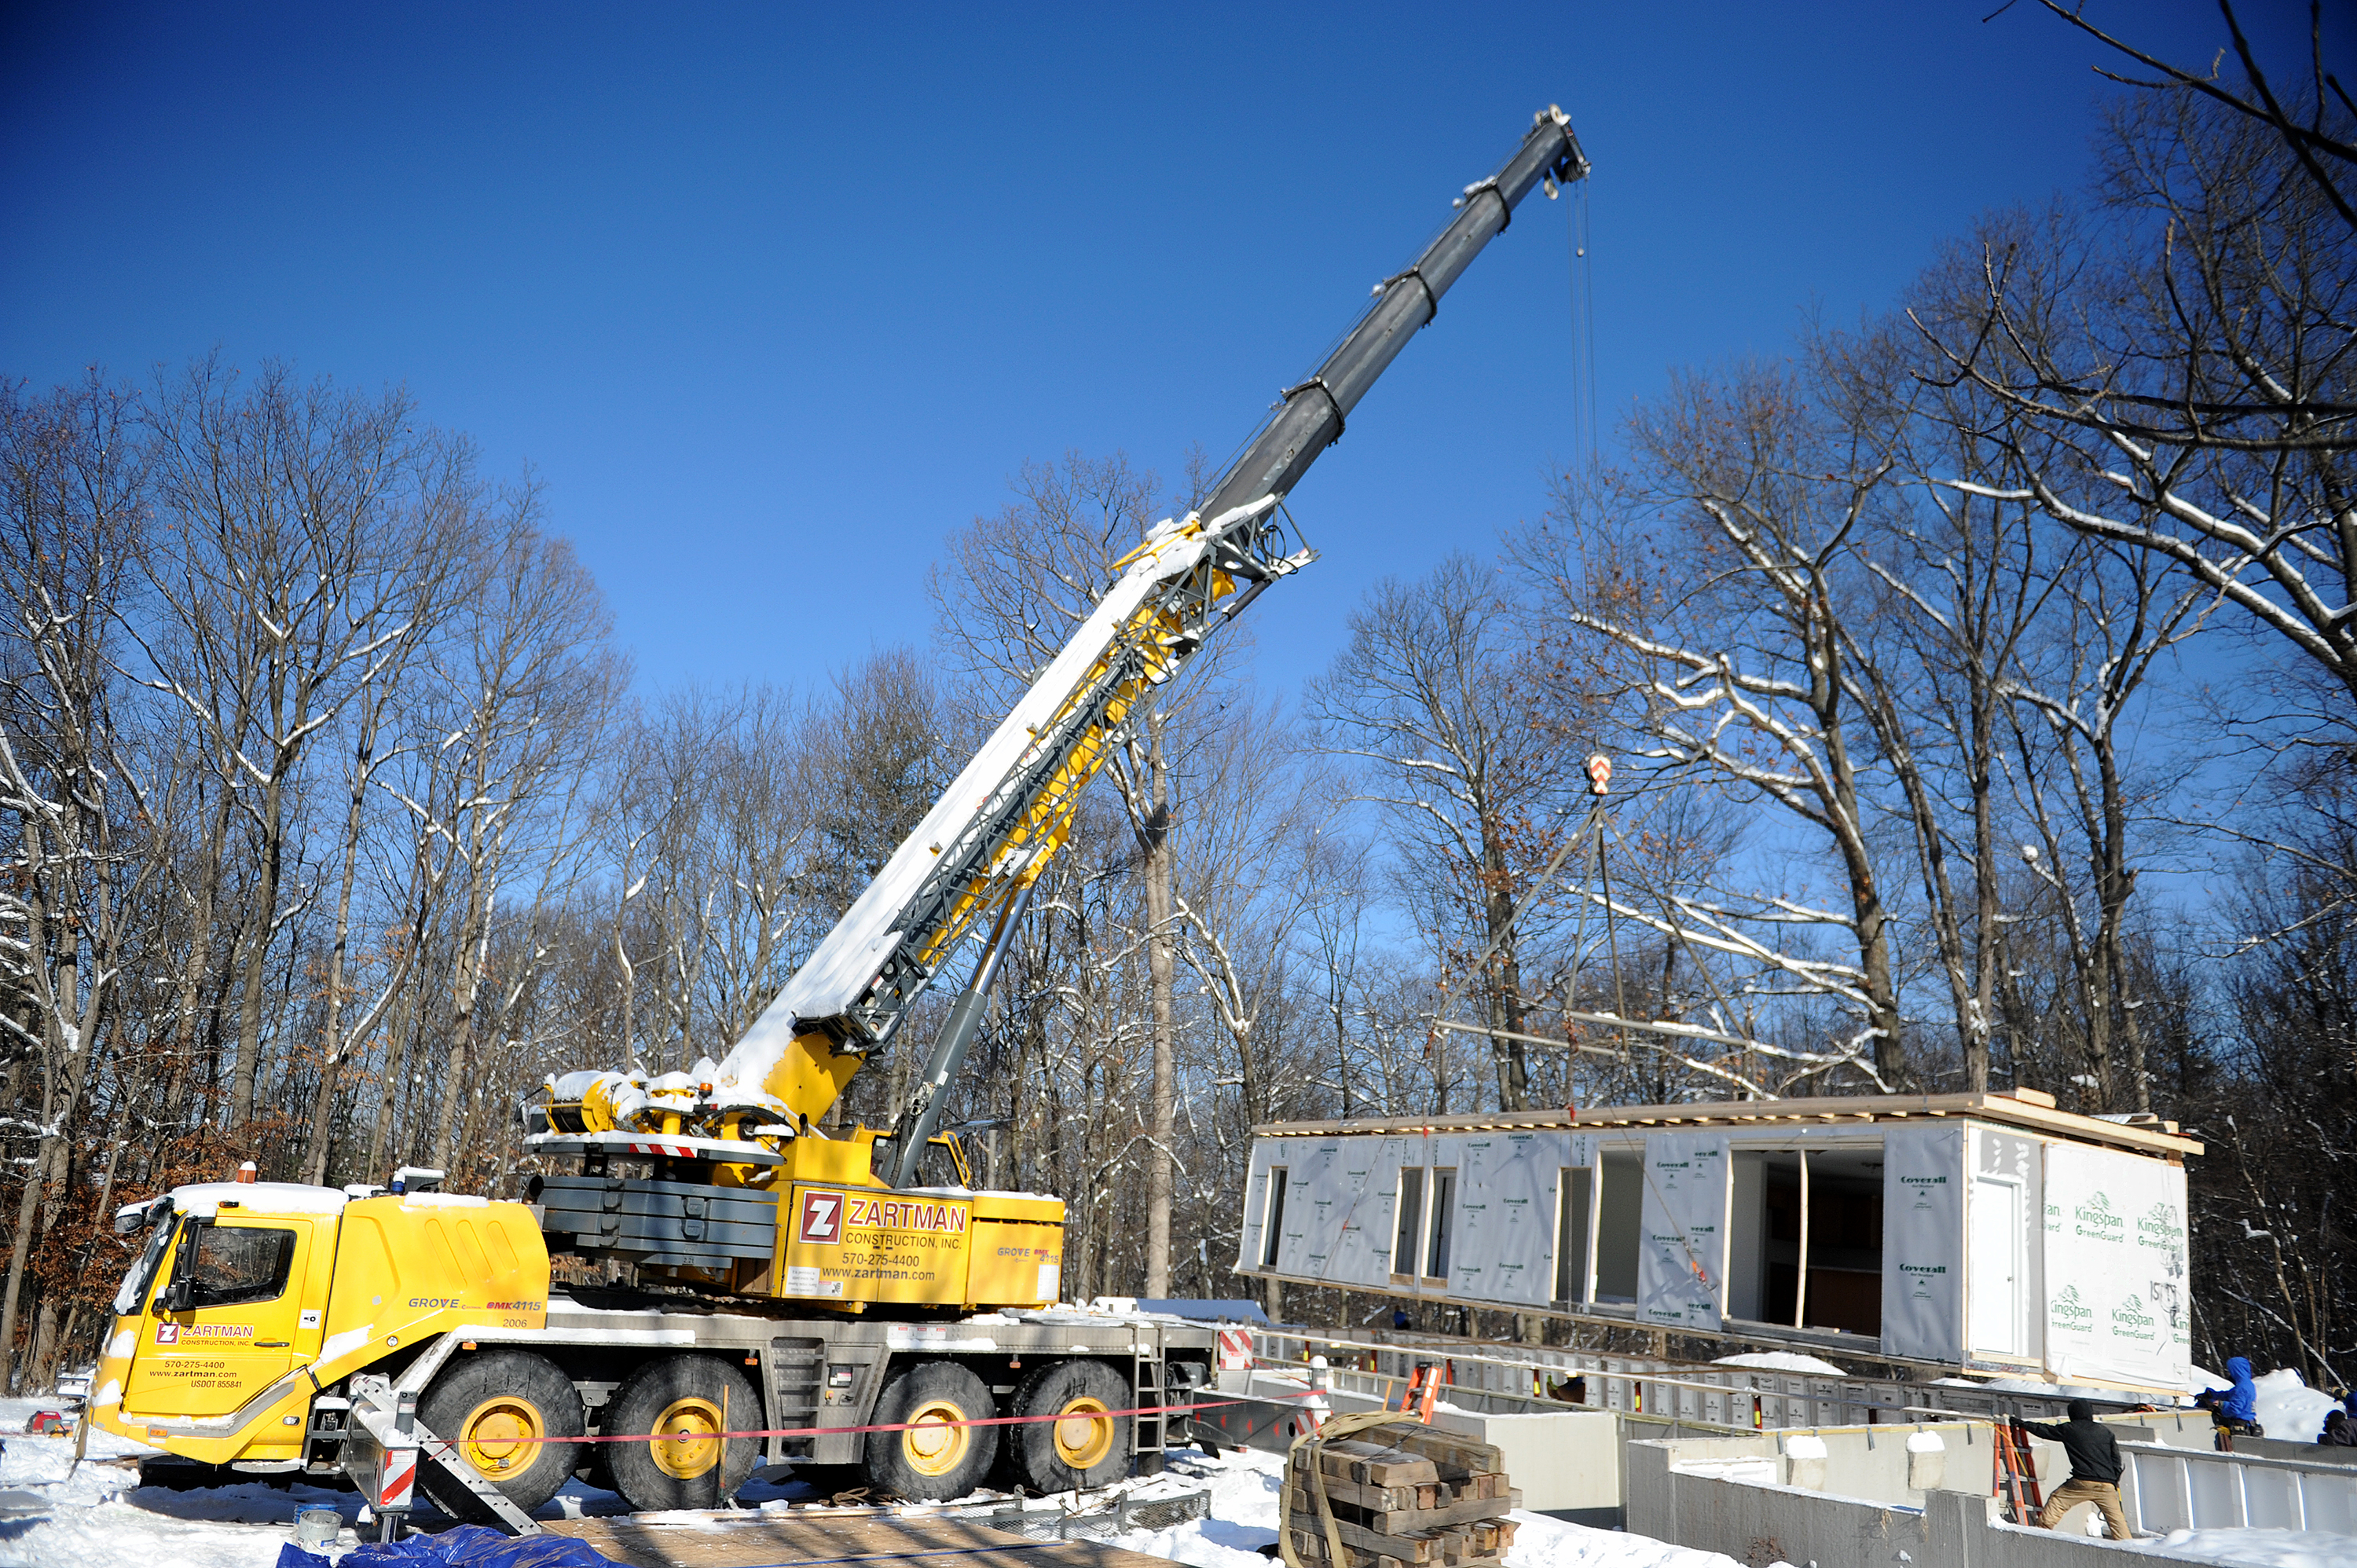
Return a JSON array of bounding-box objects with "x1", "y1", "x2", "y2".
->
[{"x1": 1238, "y1": 1091, "x2": 2200, "y2": 1396}]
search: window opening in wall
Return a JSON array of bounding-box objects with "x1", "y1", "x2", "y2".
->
[
  {"x1": 1758, "y1": 1143, "x2": 1883, "y2": 1335},
  {"x1": 1594, "y1": 1152, "x2": 1642, "y2": 1302},
  {"x1": 1393, "y1": 1167, "x2": 1424, "y2": 1278},
  {"x1": 1262, "y1": 1167, "x2": 1287, "y2": 1268},
  {"x1": 1424, "y1": 1167, "x2": 1457, "y2": 1280},
  {"x1": 1556, "y1": 1167, "x2": 1593, "y2": 1303}
]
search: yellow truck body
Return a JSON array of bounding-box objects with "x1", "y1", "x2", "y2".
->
[{"x1": 93, "y1": 1183, "x2": 548, "y2": 1466}]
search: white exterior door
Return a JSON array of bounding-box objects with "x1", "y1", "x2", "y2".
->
[{"x1": 1969, "y1": 1176, "x2": 2024, "y2": 1357}]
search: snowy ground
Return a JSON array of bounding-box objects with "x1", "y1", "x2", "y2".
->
[
  {"x1": 1105, "y1": 1449, "x2": 1745, "y2": 1568},
  {"x1": 0, "y1": 1407, "x2": 1747, "y2": 1568},
  {"x1": 7, "y1": 1406, "x2": 2352, "y2": 1568},
  {"x1": 2125, "y1": 1529, "x2": 2357, "y2": 1567}
]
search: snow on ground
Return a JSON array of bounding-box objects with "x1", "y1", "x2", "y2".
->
[
  {"x1": 1708, "y1": 1352, "x2": 1846, "y2": 1376},
  {"x1": 1109, "y1": 1448, "x2": 1752, "y2": 1568},
  {"x1": 2250, "y1": 1370, "x2": 2343, "y2": 1445},
  {"x1": 2, "y1": 1409, "x2": 1736, "y2": 1568},
  {"x1": 0, "y1": 1395, "x2": 301, "y2": 1568},
  {"x1": 2125, "y1": 1527, "x2": 2357, "y2": 1567},
  {"x1": 0, "y1": 1398, "x2": 707, "y2": 1567}
]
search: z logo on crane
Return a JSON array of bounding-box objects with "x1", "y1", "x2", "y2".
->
[{"x1": 797, "y1": 1190, "x2": 844, "y2": 1244}]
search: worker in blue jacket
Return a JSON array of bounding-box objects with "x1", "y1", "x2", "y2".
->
[{"x1": 2214, "y1": 1357, "x2": 2263, "y2": 1436}]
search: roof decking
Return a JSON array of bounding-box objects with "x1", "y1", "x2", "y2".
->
[{"x1": 1251, "y1": 1090, "x2": 2200, "y2": 1160}]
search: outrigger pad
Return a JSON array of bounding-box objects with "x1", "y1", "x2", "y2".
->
[{"x1": 277, "y1": 1524, "x2": 625, "y2": 1568}]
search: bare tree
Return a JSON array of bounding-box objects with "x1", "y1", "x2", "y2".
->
[
  {"x1": 415, "y1": 514, "x2": 621, "y2": 1171},
  {"x1": 139, "y1": 361, "x2": 445, "y2": 1133},
  {"x1": 1309, "y1": 555, "x2": 1578, "y2": 1110},
  {"x1": 0, "y1": 375, "x2": 167, "y2": 1390},
  {"x1": 2030, "y1": 0, "x2": 2357, "y2": 233},
  {"x1": 1530, "y1": 387, "x2": 1918, "y2": 1087},
  {"x1": 1918, "y1": 90, "x2": 2355, "y2": 716}
]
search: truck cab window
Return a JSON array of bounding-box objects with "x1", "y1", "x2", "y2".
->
[
  {"x1": 185, "y1": 1225, "x2": 298, "y2": 1310},
  {"x1": 113, "y1": 1203, "x2": 178, "y2": 1314}
]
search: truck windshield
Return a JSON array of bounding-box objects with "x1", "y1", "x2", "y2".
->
[{"x1": 112, "y1": 1200, "x2": 177, "y2": 1315}]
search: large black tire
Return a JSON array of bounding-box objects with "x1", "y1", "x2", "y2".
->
[
  {"x1": 416, "y1": 1350, "x2": 585, "y2": 1523},
  {"x1": 1003, "y1": 1358, "x2": 1131, "y2": 1494},
  {"x1": 863, "y1": 1361, "x2": 1000, "y2": 1501},
  {"x1": 602, "y1": 1353, "x2": 764, "y2": 1512}
]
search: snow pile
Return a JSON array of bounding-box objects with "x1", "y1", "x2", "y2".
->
[
  {"x1": 1710, "y1": 1352, "x2": 1846, "y2": 1376},
  {"x1": 2190, "y1": 1365, "x2": 2234, "y2": 1393},
  {"x1": 2250, "y1": 1368, "x2": 2341, "y2": 1444},
  {"x1": 0, "y1": 1398, "x2": 315, "y2": 1568},
  {"x1": 1107, "y1": 1448, "x2": 1755, "y2": 1568},
  {"x1": 2128, "y1": 1526, "x2": 2357, "y2": 1566}
]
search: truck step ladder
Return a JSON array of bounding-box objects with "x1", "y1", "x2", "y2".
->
[
  {"x1": 413, "y1": 1418, "x2": 545, "y2": 1536},
  {"x1": 1135, "y1": 1354, "x2": 1166, "y2": 1457}
]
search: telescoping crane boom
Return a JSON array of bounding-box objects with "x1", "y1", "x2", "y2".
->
[{"x1": 527, "y1": 104, "x2": 1590, "y2": 1303}]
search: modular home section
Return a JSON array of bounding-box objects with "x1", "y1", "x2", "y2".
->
[{"x1": 1237, "y1": 1091, "x2": 2198, "y2": 1396}]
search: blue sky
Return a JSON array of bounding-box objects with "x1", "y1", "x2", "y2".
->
[{"x1": 2, "y1": 2, "x2": 2322, "y2": 701}]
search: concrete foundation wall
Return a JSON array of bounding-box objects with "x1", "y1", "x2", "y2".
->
[{"x1": 1626, "y1": 1442, "x2": 2219, "y2": 1568}]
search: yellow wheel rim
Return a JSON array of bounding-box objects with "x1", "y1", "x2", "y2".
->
[
  {"x1": 456, "y1": 1394, "x2": 544, "y2": 1478},
  {"x1": 1051, "y1": 1396, "x2": 1114, "y2": 1470},
  {"x1": 650, "y1": 1396, "x2": 725, "y2": 1479},
  {"x1": 900, "y1": 1398, "x2": 971, "y2": 1478}
]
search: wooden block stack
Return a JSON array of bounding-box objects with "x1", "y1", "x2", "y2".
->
[{"x1": 1285, "y1": 1423, "x2": 1520, "y2": 1568}]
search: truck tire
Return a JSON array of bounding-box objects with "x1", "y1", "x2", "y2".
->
[
  {"x1": 602, "y1": 1353, "x2": 763, "y2": 1512},
  {"x1": 416, "y1": 1350, "x2": 585, "y2": 1522},
  {"x1": 1004, "y1": 1358, "x2": 1131, "y2": 1493},
  {"x1": 863, "y1": 1361, "x2": 999, "y2": 1500}
]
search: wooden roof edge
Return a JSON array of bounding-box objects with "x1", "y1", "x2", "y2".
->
[{"x1": 1249, "y1": 1090, "x2": 2201, "y2": 1159}]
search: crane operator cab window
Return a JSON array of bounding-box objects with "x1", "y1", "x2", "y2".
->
[{"x1": 125, "y1": 1214, "x2": 317, "y2": 1420}]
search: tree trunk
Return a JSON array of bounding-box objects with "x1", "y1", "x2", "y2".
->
[
  {"x1": 228, "y1": 765, "x2": 287, "y2": 1130},
  {"x1": 1143, "y1": 720, "x2": 1177, "y2": 1298},
  {"x1": 431, "y1": 813, "x2": 495, "y2": 1173},
  {"x1": 0, "y1": 1143, "x2": 49, "y2": 1393},
  {"x1": 300, "y1": 705, "x2": 379, "y2": 1185},
  {"x1": 1481, "y1": 815, "x2": 1530, "y2": 1110}
]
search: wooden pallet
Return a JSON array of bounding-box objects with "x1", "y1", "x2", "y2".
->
[{"x1": 1285, "y1": 1420, "x2": 1517, "y2": 1568}]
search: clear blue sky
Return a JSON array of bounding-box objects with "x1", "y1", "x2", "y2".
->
[{"x1": 2, "y1": 2, "x2": 2319, "y2": 700}]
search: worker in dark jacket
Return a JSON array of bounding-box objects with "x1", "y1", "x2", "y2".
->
[
  {"x1": 2018, "y1": 1401, "x2": 2133, "y2": 1540},
  {"x1": 2321, "y1": 1409, "x2": 2357, "y2": 1449}
]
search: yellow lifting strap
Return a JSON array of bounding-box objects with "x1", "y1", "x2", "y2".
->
[{"x1": 1281, "y1": 1408, "x2": 1419, "y2": 1568}]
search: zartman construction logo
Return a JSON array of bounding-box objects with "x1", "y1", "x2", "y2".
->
[{"x1": 797, "y1": 1189, "x2": 843, "y2": 1244}]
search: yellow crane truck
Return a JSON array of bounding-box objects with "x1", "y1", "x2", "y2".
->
[{"x1": 90, "y1": 104, "x2": 1590, "y2": 1531}]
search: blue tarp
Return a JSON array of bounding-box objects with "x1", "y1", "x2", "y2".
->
[{"x1": 277, "y1": 1523, "x2": 622, "y2": 1568}]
